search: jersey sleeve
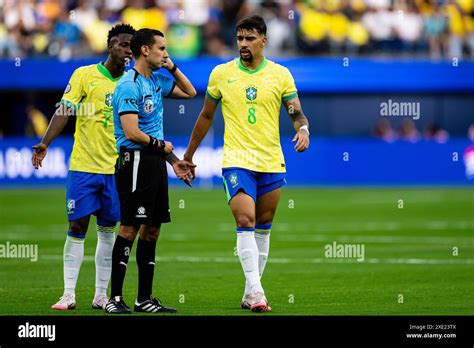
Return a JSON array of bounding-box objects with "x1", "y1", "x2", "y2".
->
[
  {"x1": 60, "y1": 68, "x2": 86, "y2": 110},
  {"x1": 206, "y1": 66, "x2": 222, "y2": 103},
  {"x1": 155, "y1": 72, "x2": 176, "y2": 97},
  {"x1": 114, "y1": 81, "x2": 139, "y2": 116},
  {"x1": 281, "y1": 67, "x2": 298, "y2": 102}
]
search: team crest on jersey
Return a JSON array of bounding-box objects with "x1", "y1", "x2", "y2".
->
[
  {"x1": 229, "y1": 173, "x2": 238, "y2": 188},
  {"x1": 246, "y1": 85, "x2": 257, "y2": 101},
  {"x1": 144, "y1": 99, "x2": 154, "y2": 113},
  {"x1": 67, "y1": 199, "x2": 75, "y2": 214},
  {"x1": 105, "y1": 93, "x2": 113, "y2": 107}
]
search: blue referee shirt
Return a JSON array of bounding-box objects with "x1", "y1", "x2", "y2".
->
[{"x1": 113, "y1": 68, "x2": 175, "y2": 152}]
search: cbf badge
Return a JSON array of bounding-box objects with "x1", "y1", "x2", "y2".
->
[
  {"x1": 67, "y1": 199, "x2": 75, "y2": 214},
  {"x1": 230, "y1": 173, "x2": 239, "y2": 188},
  {"x1": 105, "y1": 93, "x2": 113, "y2": 106},
  {"x1": 246, "y1": 85, "x2": 257, "y2": 101}
]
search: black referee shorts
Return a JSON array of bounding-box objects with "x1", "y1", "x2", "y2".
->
[{"x1": 115, "y1": 147, "x2": 171, "y2": 228}]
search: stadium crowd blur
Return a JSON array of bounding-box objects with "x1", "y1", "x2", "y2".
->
[
  {"x1": 0, "y1": 0, "x2": 473, "y2": 60},
  {"x1": 0, "y1": 0, "x2": 472, "y2": 141},
  {"x1": 373, "y1": 119, "x2": 451, "y2": 143}
]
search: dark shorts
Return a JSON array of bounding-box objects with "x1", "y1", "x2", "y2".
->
[
  {"x1": 222, "y1": 167, "x2": 287, "y2": 203},
  {"x1": 65, "y1": 171, "x2": 120, "y2": 225},
  {"x1": 115, "y1": 148, "x2": 170, "y2": 227}
]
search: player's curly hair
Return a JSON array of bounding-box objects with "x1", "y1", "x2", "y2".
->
[{"x1": 107, "y1": 23, "x2": 136, "y2": 46}]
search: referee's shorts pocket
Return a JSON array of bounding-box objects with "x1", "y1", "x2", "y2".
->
[{"x1": 114, "y1": 151, "x2": 134, "y2": 195}]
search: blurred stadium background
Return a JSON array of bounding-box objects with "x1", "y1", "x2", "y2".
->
[
  {"x1": 0, "y1": 0, "x2": 473, "y2": 186},
  {"x1": 0, "y1": 0, "x2": 473, "y2": 315}
]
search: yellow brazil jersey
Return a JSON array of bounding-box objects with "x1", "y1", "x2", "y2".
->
[
  {"x1": 206, "y1": 58, "x2": 298, "y2": 173},
  {"x1": 60, "y1": 63, "x2": 123, "y2": 174}
]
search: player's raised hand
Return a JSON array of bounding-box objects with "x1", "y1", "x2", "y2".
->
[
  {"x1": 292, "y1": 129, "x2": 310, "y2": 152},
  {"x1": 163, "y1": 141, "x2": 174, "y2": 154},
  {"x1": 32, "y1": 143, "x2": 47, "y2": 169},
  {"x1": 172, "y1": 160, "x2": 197, "y2": 187}
]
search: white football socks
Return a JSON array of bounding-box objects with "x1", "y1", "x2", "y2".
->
[
  {"x1": 63, "y1": 235, "x2": 85, "y2": 296},
  {"x1": 237, "y1": 229, "x2": 263, "y2": 294},
  {"x1": 244, "y1": 225, "x2": 271, "y2": 296},
  {"x1": 255, "y1": 229, "x2": 270, "y2": 275},
  {"x1": 95, "y1": 225, "x2": 115, "y2": 298}
]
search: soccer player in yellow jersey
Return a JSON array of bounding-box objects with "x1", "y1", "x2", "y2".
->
[
  {"x1": 30, "y1": 24, "x2": 137, "y2": 311},
  {"x1": 184, "y1": 15, "x2": 310, "y2": 312}
]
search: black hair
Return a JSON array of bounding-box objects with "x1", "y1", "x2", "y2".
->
[
  {"x1": 236, "y1": 15, "x2": 267, "y2": 35},
  {"x1": 107, "y1": 23, "x2": 136, "y2": 46},
  {"x1": 130, "y1": 28, "x2": 165, "y2": 58}
]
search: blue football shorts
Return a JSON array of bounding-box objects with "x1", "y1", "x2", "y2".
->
[
  {"x1": 65, "y1": 170, "x2": 120, "y2": 225},
  {"x1": 222, "y1": 167, "x2": 287, "y2": 203}
]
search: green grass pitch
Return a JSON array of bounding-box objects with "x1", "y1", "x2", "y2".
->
[{"x1": 0, "y1": 187, "x2": 472, "y2": 316}]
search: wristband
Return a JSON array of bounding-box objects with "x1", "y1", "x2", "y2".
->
[
  {"x1": 299, "y1": 125, "x2": 310, "y2": 135},
  {"x1": 168, "y1": 63, "x2": 177, "y2": 74},
  {"x1": 159, "y1": 140, "x2": 166, "y2": 150},
  {"x1": 148, "y1": 136, "x2": 165, "y2": 151},
  {"x1": 148, "y1": 136, "x2": 158, "y2": 149}
]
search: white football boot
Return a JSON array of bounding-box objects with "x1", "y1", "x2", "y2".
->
[
  {"x1": 51, "y1": 293, "x2": 76, "y2": 310},
  {"x1": 92, "y1": 294, "x2": 109, "y2": 309},
  {"x1": 249, "y1": 292, "x2": 272, "y2": 312},
  {"x1": 241, "y1": 294, "x2": 252, "y2": 310}
]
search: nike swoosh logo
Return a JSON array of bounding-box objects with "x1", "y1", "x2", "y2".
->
[
  {"x1": 91, "y1": 83, "x2": 99, "y2": 87},
  {"x1": 228, "y1": 79, "x2": 239, "y2": 83}
]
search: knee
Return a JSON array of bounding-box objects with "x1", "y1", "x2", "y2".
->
[
  {"x1": 119, "y1": 225, "x2": 138, "y2": 241},
  {"x1": 256, "y1": 213, "x2": 273, "y2": 226},
  {"x1": 257, "y1": 214, "x2": 273, "y2": 225},
  {"x1": 69, "y1": 220, "x2": 88, "y2": 235},
  {"x1": 235, "y1": 214, "x2": 255, "y2": 229},
  {"x1": 140, "y1": 226, "x2": 160, "y2": 241}
]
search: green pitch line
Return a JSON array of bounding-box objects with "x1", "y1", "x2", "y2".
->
[{"x1": 0, "y1": 187, "x2": 472, "y2": 315}]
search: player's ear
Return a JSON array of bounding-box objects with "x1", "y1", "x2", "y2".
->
[
  {"x1": 261, "y1": 35, "x2": 267, "y2": 48},
  {"x1": 107, "y1": 38, "x2": 115, "y2": 52}
]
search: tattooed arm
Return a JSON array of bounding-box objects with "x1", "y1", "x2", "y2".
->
[{"x1": 283, "y1": 97, "x2": 310, "y2": 152}]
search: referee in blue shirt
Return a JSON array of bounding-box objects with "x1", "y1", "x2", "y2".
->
[{"x1": 106, "y1": 28, "x2": 196, "y2": 314}]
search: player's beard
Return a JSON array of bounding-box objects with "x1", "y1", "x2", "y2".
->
[{"x1": 240, "y1": 50, "x2": 253, "y2": 62}]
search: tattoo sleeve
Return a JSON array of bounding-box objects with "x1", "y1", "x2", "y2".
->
[
  {"x1": 284, "y1": 97, "x2": 309, "y2": 132},
  {"x1": 164, "y1": 152, "x2": 179, "y2": 165}
]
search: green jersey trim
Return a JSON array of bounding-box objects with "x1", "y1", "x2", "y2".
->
[
  {"x1": 96, "y1": 62, "x2": 123, "y2": 82},
  {"x1": 282, "y1": 92, "x2": 298, "y2": 102},
  {"x1": 223, "y1": 178, "x2": 232, "y2": 202},
  {"x1": 59, "y1": 99, "x2": 77, "y2": 110},
  {"x1": 237, "y1": 57, "x2": 268, "y2": 74},
  {"x1": 206, "y1": 90, "x2": 221, "y2": 103}
]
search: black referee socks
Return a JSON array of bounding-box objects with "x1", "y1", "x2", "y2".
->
[
  {"x1": 136, "y1": 238, "x2": 157, "y2": 303},
  {"x1": 110, "y1": 235, "x2": 134, "y2": 298}
]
